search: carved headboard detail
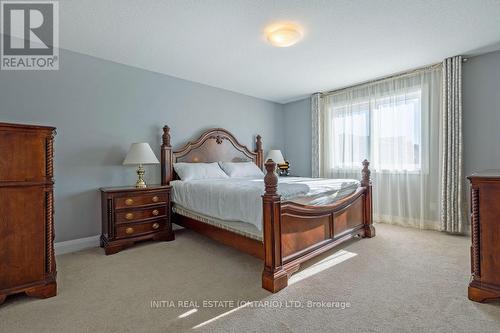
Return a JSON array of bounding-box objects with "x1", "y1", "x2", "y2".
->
[{"x1": 161, "y1": 126, "x2": 263, "y2": 184}]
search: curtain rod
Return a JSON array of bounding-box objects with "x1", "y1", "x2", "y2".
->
[{"x1": 319, "y1": 61, "x2": 445, "y2": 97}]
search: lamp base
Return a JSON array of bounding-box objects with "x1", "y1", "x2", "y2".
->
[
  {"x1": 135, "y1": 165, "x2": 147, "y2": 188},
  {"x1": 278, "y1": 161, "x2": 290, "y2": 176}
]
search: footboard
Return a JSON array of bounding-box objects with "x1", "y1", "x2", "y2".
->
[{"x1": 262, "y1": 160, "x2": 375, "y2": 293}]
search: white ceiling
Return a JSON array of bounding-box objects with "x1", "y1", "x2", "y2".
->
[{"x1": 59, "y1": 0, "x2": 500, "y2": 103}]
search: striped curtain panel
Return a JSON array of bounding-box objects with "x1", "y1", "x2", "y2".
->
[
  {"x1": 311, "y1": 93, "x2": 321, "y2": 178},
  {"x1": 441, "y1": 55, "x2": 466, "y2": 233}
]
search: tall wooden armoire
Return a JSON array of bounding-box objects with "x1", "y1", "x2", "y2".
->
[{"x1": 0, "y1": 122, "x2": 57, "y2": 304}]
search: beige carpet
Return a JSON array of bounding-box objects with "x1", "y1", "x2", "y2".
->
[{"x1": 0, "y1": 224, "x2": 499, "y2": 333}]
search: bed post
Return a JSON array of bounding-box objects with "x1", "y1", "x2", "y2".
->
[
  {"x1": 262, "y1": 159, "x2": 288, "y2": 293},
  {"x1": 161, "y1": 125, "x2": 173, "y2": 185},
  {"x1": 361, "y1": 159, "x2": 375, "y2": 238},
  {"x1": 255, "y1": 135, "x2": 263, "y2": 170}
]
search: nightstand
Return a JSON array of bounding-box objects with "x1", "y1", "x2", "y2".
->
[{"x1": 100, "y1": 185, "x2": 174, "y2": 255}]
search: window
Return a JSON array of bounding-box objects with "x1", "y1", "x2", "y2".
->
[
  {"x1": 315, "y1": 67, "x2": 442, "y2": 229},
  {"x1": 330, "y1": 89, "x2": 422, "y2": 172}
]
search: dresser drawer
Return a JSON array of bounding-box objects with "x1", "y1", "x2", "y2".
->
[
  {"x1": 115, "y1": 220, "x2": 165, "y2": 239},
  {"x1": 115, "y1": 192, "x2": 168, "y2": 209},
  {"x1": 115, "y1": 206, "x2": 167, "y2": 223}
]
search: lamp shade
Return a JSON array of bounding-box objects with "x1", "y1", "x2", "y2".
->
[
  {"x1": 266, "y1": 150, "x2": 285, "y2": 164},
  {"x1": 123, "y1": 143, "x2": 159, "y2": 165}
]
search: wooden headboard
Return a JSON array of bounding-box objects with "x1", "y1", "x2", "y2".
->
[{"x1": 161, "y1": 126, "x2": 263, "y2": 184}]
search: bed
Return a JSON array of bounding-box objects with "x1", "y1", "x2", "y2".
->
[{"x1": 160, "y1": 126, "x2": 375, "y2": 292}]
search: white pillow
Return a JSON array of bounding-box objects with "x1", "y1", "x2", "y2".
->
[
  {"x1": 174, "y1": 162, "x2": 229, "y2": 181},
  {"x1": 218, "y1": 161, "x2": 264, "y2": 178}
]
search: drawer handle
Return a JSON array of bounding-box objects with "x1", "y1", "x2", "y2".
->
[
  {"x1": 152, "y1": 209, "x2": 159, "y2": 216},
  {"x1": 152, "y1": 196, "x2": 159, "y2": 203},
  {"x1": 125, "y1": 227, "x2": 134, "y2": 235},
  {"x1": 152, "y1": 223, "x2": 160, "y2": 230},
  {"x1": 125, "y1": 198, "x2": 134, "y2": 206},
  {"x1": 125, "y1": 213, "x2": 134, "y2": 220}
]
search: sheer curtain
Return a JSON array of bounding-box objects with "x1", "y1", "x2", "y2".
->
[{"x1": 317, "y1": 67, "x2": 442, "y2": 229}]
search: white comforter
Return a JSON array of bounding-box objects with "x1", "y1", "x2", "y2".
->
[{"x1": 171, "y1": 177, "x2": 360, "y2": 231}]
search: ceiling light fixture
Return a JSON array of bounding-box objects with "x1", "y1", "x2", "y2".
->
[{"x1": 265, "y1": 22, "x2": 303, "y2": 47}]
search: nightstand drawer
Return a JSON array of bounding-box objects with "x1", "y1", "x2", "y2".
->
[
  {"x1": 115, "y1": 192, "x2": 168, "y2": 209},
  {"x1": 115, "y1": 206, "x2": 167, "y2": 223},
  {"x1": 115, "y1": 220, "x2": 165, "y2": 239}
]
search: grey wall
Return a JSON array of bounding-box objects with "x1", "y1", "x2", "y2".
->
[
  {"x1": 283, "y1": 50, "x2": 500, "y2": 180},
  {"x1": 283, "y1": 98, "x2": 312, "y2": 177},
  {"x1": 0, "y1": 49, "x2": 284, "y2": 242},
  {"x1": 463, "y1": 50, "x2": 500, "y2": 176},
  {"x1": 3, "y1": 48, "x2": 497, "y2": 242}
]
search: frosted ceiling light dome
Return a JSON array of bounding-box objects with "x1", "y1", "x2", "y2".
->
[{"x1": 265, "y1": 22, "x2": 303, "y2": 47}]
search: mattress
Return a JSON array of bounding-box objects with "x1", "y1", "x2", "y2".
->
[{"x1": 171, "y1": 177, "x2": 360, "y2": 231}]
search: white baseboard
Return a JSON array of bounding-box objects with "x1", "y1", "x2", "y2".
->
[
  {"x1": 55, "y1": 235, "x2": 100, "y2": 256},
  {"x1": 55, "y1": 224, "x2": 183, "y2": 256}
]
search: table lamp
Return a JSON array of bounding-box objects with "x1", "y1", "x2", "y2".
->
[
  {"x1": 266, "y1": 150, "x2": 285, "y2": 165},
  {"x1": 123, "y1": 142, "x2": 159, "y2": 188},
  {"x1": 266, "y1": 150, "x2": 290, "y2": 176}
]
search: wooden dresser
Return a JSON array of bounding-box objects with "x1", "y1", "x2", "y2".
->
[
  {"x1": 468, "y1": 171, "x2": 500, "y2": 303},
  {"x1": 100, "y1": 185, "x2": 174, "y2": 255},
  {"x1": 0, "y1": 122, "x2": 57, "y2": 305}
]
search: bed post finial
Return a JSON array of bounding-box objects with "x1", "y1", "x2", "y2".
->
[
  {"x1": 161, "y1": 125, "x2": 173, "y2": 185},
  {"x1": 255, "y1": 135, "x2": 263, "y2": 170},
  {"x1": 162, "y1": 125, "x2": 171, "y2": 147},
  {"x1": 264, "y1": 159, "x2": 278, "y2": 195},
  {"x1": 361, "y1": 159, "x2": 371, "y2": 187}
]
